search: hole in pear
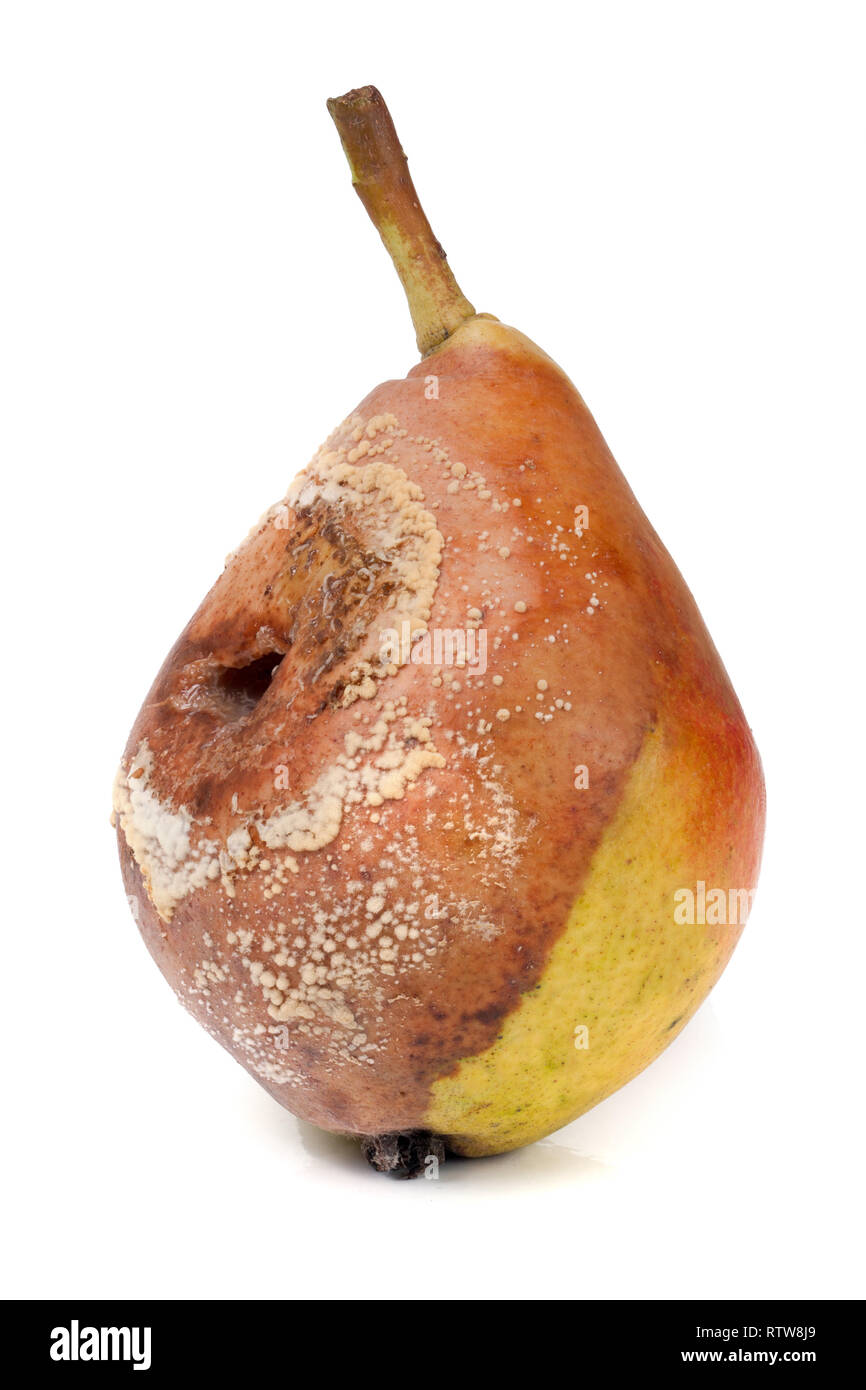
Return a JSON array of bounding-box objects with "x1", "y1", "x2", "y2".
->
[{"x1": 214, "y1": 652, "x2": 285, "y2": 718}]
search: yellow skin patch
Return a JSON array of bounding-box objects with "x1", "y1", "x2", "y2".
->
[{"x1": 424, "y1": 724, "x2": 746, "y2": 1157}]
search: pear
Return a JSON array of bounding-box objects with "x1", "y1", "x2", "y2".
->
[{"x1": 114, "y1": 87, "x2": 765, "y2": 1175}]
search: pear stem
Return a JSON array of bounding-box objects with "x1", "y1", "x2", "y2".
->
[{"x1": 327, "y1": 86, "x2": 476, "y2": 357}]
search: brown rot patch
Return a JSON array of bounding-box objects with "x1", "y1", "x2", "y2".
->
[
  {"x1": 471, "y1": 1003, "x2": 507, "y2": 1027},
  {"x1": 275, "y1": 501, "x2": 398, "y2": 684}
]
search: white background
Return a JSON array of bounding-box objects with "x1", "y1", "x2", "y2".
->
[{"x1": 2, "y1": 1, "x2": 864, "y2": 1301}]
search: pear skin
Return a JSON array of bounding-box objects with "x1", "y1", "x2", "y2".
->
[{"x1": 114, "y1": 88, "x2": 764, "y2": 1172}]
